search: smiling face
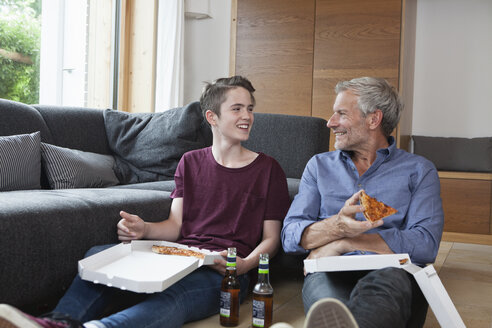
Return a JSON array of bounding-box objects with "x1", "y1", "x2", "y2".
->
[
  {"x1": 207, "y1": 86, "x2": 254, "y2": 143},
  {"x1": 327, "y1": 90, "x2": 371, "y2": 151}
]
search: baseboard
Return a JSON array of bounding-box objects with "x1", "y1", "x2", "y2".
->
[{"x1": 442, "y1": 231, "x2": 492, "y2": 245}]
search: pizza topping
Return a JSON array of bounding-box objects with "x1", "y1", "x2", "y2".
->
[
  {"x1": 359, "y1": 190, "x2": 397, "y2": 222},
  {"x1": 151, "y1": 245, "x2": 205, "y2": 259}
]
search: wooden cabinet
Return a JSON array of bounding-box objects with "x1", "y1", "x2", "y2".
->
[
  {"x1": 235, "y1": 0, "x2": 407, "y2": 150},
  {"x1": 235, "y1": 0, "x2": 315, "y2": 117},
  {"x1": 439, "y1": 172, "x2": 492, "y2": 244}
]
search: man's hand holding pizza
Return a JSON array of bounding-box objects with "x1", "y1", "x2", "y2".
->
[
  {"x1": 301, "y1": 191, "x2": 383, "y2": 251},
  {"x1": 306, "y1": 190, "x2": 395, "y2": 260},
  {"x1": 333, "y1": 190, "x2": 384, "y2": 238}
]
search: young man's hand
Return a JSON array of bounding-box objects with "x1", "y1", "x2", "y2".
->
[
  {"x1": 117, "y1": 211, "x2": 146, "y2": 241},
  {"x1": 210, "y1": 250, "x2": 250, "y2": 276}
]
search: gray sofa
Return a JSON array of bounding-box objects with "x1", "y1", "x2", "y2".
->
[{"x1": 0, "y1": 98, "x2": 330, "y2": 313}]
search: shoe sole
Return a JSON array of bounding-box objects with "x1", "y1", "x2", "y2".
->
[
  {"x1": 0, "y1": 304, "x2": 41, "y2": 328},
  {"x1": 304, "y1": 298, "x2": 358, "y2": 328}
]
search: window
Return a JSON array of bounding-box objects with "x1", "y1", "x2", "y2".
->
[
  {"x1": 0, "y1": 0, "x2": 113, "y2": 108},
  {"x1": 0, "y1": 0, "x2": 41, "y2": 104}
]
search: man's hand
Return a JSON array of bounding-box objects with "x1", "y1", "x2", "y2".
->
[
  {"x1": 117, "y1": 211, "x2": 146, "y2": 241},
  {"x1": 301, "y1": 190, "x2": 383, "y2": 250},
  {"x1": 210, "y1": 250, "x2": 249, "y2": 276},
  {"x1": 306, "y1": 239, "x2": 346, "y2": 259},
  {"x1": 334, "y1": 190, "x2": 383, "y2": 238}
]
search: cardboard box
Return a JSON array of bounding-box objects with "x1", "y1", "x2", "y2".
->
[
  {"x1": 304, "y1": 253, "x2": 411, "y2": 273},
  {"x1": 78, "y1": 240, "x2": 223, "y2": 293},
  {"x1": 304, "y1": 254, "x2": 465, "y2": 328},
  {"x1": 403, "y1": 264, "x2": 465, "y2": 328}
]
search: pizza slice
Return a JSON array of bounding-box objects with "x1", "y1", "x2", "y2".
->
[
  {"x1": 359, "y1": 190, "x2": 397, "y2": 222},
  {"x1": 151, "y1": 245, "x2": 205, "y2": 259}
]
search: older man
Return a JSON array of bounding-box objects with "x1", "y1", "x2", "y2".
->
[{"x1": 282, "y1": 77, "x2": 444, "y2": 327}]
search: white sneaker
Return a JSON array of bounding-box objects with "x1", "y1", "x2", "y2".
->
[
  {"x1": 270, "y1": 323, "x2": 295, "y2": 328},
  {"x1": 304, "y1": 298, "x2": 358, "y2": 328}
]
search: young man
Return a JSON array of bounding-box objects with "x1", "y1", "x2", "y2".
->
[
  {"x1": 0, "y1": 76, "x2": 290, "y2": 328},
  {"x1": 281, "y1": 77, "x2": 444, "y2": 327}
]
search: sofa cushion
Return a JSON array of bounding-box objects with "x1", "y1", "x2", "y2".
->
[
  {"x1": 109, "y1": 180, "x2": 176, "y2": 192},
  {"x1": 0, "y1": 99, "x2": 53, "y2": 143},
  {"x1": 41, "y1": 143, "x2": 119, "y2": 189},
  {"x1": 413, "y1": 136, "x2": 492, "y2": 172},
  {"x1": 286, "y1": 178, "x2": 300, "y2": 201},
  {"x1": 243, "y1": 113, "x2": 330, "y2": 179},
  {"x1": 0, "y1": 132, "x2": 41, "y2": 191},
  {"x1": 34, "y1": 105, "x2": 111, "y2": 155},
  {"x1": 104, "y1": 101, "x2": 212, "y2": 184},
  {"x1": 0, "y1": 188, "x2": 172, "y2": 306}
]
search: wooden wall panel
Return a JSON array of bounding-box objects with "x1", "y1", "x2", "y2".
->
[
  {"x1": 440, "y1": 178, "x2": 491, "y2": 234},
  {"x1": 235, "y1": 0, "x2": 315, "y2": 116},
  {"x1": 118, "y1": 0, "x2": 157, "y2": 113},
  {"x1": 311, "y1": 0, "x2": 402, "y2": 150}
]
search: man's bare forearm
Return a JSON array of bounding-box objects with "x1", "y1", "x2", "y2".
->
[
  {"x1": 300, "y1": 215, "x2": 342, "y2": 250},
  {"x1": 341, "y1": 233, "x2": 393, "y2": 254}
]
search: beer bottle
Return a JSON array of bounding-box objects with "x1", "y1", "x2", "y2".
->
[
  {"x1": 220, "y1": 247, "x2": 240, "y2": 327},
  {"x1": 252, "y1": 253, "x2": 273, "y2": 328}
]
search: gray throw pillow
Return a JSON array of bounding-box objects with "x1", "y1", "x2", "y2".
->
[
  {"x1": 41, "y1": 143, "x2": 120, "y2": 189},
  {"x1": 103, "y1": 101, "x2": 212, "y2": 184},
  {"x1": 0, "y1": 131, "x2": 41, "y2": 191},
  {"x1": 413, "y1": 136, "x2": 492, "y2": 172}
]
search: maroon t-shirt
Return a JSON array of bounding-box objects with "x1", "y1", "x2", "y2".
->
[{"x1": 170, "y1": 147, "x2": 290, "y2": 258}]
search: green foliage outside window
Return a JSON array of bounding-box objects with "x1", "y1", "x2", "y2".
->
[{"x1": 0, "y1": 0, "x2": 41, "y2": 104}]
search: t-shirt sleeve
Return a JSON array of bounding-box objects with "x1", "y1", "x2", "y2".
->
[
  {"x1": 264, "y1": 159, "x2": 290, "y2": 221},
  {"x1": 170, "y1": 156, "x2": 185, "y2": 198}
]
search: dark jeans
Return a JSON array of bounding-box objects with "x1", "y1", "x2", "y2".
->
[{"x1": 302, "y1": 267, "x2": 427, "y2": 328}]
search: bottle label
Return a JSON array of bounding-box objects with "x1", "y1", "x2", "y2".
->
[
  {"x1": 252, "y1": 299, "x2": 265, "y2": 327},
  {"x1": 258, "y1": 261, "x2": 269, "y2": 274},
  {"x1": 220, "y1": 291, "x2": 231, "y2": 317},
  {"x1": 226, "y1": 255, "x2": 236, "y2": 267}
]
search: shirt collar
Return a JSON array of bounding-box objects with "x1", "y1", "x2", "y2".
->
[{"x1": 339, "y1": 136, "x2": 396, "y2": 161}]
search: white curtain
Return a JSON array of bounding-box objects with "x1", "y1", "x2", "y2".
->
[{"x1": 154, "y1": 0, "x2": 185, "y2": 112}]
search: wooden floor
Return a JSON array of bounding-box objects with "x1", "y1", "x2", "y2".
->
[{"x1": 183, "y1": 241, "x2": 492, "y2": 328}]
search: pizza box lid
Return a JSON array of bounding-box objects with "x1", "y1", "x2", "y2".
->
[
  {"x1": 78, "y1": 240, "x2": 223, "y2": 293},
  {"x1": 303, "y1": 253, "x2": 412, "y2": 273},
  {"x1": 304, "y1": 254, "x2": 465, "y2": 327}
]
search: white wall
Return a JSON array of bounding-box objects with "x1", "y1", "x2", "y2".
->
[
  {"x1": 183, "y1": 0, "x2": 232, "y2": 104},
  {"x1": 412, "y1": 0, "x2": 492, "y2": 138}
]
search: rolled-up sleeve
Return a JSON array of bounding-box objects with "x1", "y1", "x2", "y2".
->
[
  {"x1": 378, "y1": 165, "x2": 444, "y2": 265},
  {"x1": 281, "y1": 158, "x2": 322, "y2": 254}
]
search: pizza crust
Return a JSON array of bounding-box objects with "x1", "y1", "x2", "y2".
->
[
  {"x1": 359, "y1": 191, "x2": 397, "y2": 222},
  {"x1": 151, "y1": 245, "x2": 206, "y2": 259}
]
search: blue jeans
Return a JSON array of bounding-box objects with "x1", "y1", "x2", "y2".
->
[
  {"x1": 302, "y1": 267, "x2": 427, "y2": 328},
  {"x1": 54, "y1": 245, "x2": 250, "y2": 328}
]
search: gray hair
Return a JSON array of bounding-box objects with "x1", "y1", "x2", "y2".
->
[{"x1": 335, "y1": 77, "x2": 403, "y2": 137}]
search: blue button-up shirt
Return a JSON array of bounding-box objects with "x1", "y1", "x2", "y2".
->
[{"x1": 281, "y1": 137, "x2": 444, "y2": 266}]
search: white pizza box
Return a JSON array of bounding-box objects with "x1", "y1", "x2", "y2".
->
[
  {"x1": 403, "y1": 263, "x2": 465, "y2": 328},
  {"x1": 304, "y1": 254, "x2": 465, "y2": 328},
  {"x1": 304, "y1": 253, "x2": 411, "y2": 273},
  {"x1": 78, "y1": 240, "x2": 223, "y2": 293}
]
